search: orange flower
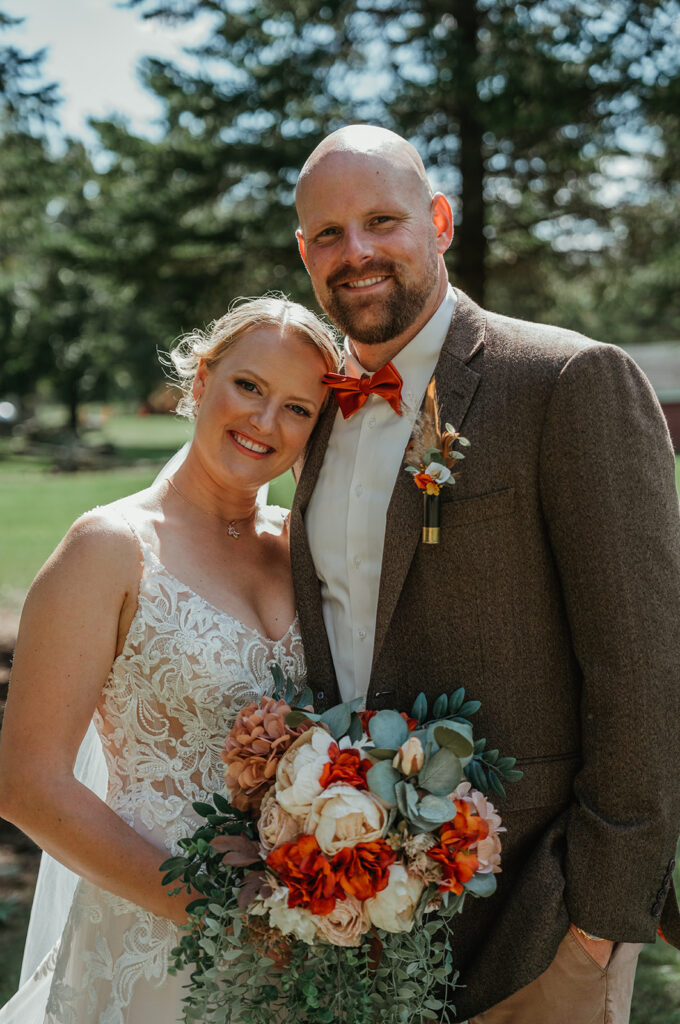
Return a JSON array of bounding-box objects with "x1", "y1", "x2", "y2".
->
[
  {"x1": 359, "y1": 710, "x2": 419, "y2": 732},
  {"x1": 319, "y1": 743, "x2": 372, "y2": 790},
  {"x1": 266, "y1": 834, "x2": 339, "y2": 916},
  {"x1": 426, "y1": 799, "x2": 490, "y2": 893},
  {"x1": 332, "y1": 840, "x2": 397, "y2": 901},
  {"x1": 413, "y1": 472, "x2": 440, "y2": 496}
]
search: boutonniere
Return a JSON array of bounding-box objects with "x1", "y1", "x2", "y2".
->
[{"x1": 404, "y1": 378, "x2": 470, "y2": 544}]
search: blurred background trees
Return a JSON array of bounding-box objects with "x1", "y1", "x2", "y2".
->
[{"x1": 1, "y1": 0, "x2": 679, "y2": 429}]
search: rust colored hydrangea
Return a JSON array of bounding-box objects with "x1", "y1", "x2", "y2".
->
[{"x1": 221, "y1": 697, "x2": 313, "y2": 814}]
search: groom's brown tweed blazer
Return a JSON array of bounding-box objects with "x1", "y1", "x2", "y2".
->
[{"x1": 290, "y1": 289, "x2": 680, "y2": 1022}]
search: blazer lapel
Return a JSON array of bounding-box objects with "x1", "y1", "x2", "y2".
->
[
  {"x1": 369, "y1": 290, "x2": 486, "y2": 682},
  {"x1": 290, "y1": 396, "x2": 340, "y2": 705}
]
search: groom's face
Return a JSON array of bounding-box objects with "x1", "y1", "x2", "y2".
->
[{"x1": 296, "y1": 151, "x2": 446, "y2": 346}]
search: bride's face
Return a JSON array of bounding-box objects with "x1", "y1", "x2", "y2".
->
[{"x1": 192, "y1": 325, "x2": 329, "y2": 489}]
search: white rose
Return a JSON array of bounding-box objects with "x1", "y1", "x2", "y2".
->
[
  {"x1": 364, "y1": 863, "x2": 424, "y2": 933},
  {"x1": 275, "y1": 726, "x2": 334, "y2": 818},
  {"x1": 305, "y1": 783, "x2": 389, "y2": 857},
  {"x1": 263, "y1": 885, "x2": 319, "y2": 945},
  {"x1": 424, "y1": 461, "x2": 452, "y2": 485}
]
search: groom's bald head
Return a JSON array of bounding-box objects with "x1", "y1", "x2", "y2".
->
[{"x1": 296, "y1": 125, "x2": 433, "y2": 212}]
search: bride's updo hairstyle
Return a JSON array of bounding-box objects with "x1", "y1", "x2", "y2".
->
[{"x1": 169, "y1": 294, "x2": 340, "y2": 419}]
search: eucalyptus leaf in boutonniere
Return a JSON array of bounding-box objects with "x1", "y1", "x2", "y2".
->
[{"x1": 404, "y1": 378, "x2": 470, "y2": 544}]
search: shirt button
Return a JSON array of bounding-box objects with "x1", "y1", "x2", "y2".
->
[
  {"x1": 367, "y1": 416, "x2": 376, "y2": 428},
  {"x1": 355, "y1": 484, "x2": 363, "y2": 497},
  {"x1": 358, "y1": 629, "x2": 366, "y2": 640},
  {"x1": 353, "y1": 555, "x2": 361, "y2": 568}
]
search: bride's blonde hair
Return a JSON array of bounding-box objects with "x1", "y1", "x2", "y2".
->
[{"x1": 169, "y1": 294, "x2": 340, "y2": 419}]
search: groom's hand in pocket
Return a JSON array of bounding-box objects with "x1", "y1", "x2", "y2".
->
[{"x1": 569, "y1": 923, "x2": 615, "y2": 968}]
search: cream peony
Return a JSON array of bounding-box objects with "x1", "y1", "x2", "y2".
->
[
  {"x1": 305, "y1": 783, "x2": 389, "y2": 856},
  {"x1": 315, "y1": 895, "x2": 370, "y2": 947},
  {"x1": 364, "y1": 863, "x2": 424, "y2": 933},
  {"x1": 258, "y1": 788, "x2": 303, "y2": 854},
  {"x1": 275, "y1": 727, "x2": 335, "y2": 819},
  {"x1": 263, "y1": 885, "x2": 319, "y2": 945}
]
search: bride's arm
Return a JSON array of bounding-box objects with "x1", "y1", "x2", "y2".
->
[{"x1": 0, "y1": 511, "x2": 191, "y2": 926}]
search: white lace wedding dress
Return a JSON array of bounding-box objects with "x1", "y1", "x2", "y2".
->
[{"x1": 1, "y1": 516, "x2": 306, "y2": 1024}]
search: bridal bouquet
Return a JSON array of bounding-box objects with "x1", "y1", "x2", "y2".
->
[{"x1": 161, "y1": 668, "x2": 522, "y2": 1024}]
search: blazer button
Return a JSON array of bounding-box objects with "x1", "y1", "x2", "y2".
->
[
  {"x1": 652, "y1": 902, "x2": 662, "y2": 917},
  {"x1": 316, "y1": 691, "x2": 325, "y2": 702}
]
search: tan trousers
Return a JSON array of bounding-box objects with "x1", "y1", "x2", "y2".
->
[{"x1": 469, "y1": 931, "x2": 642, "y2": 1024}]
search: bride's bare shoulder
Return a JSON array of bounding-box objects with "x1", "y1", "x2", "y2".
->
[{"x1": 37, "y1": 485, "x2": 163, "y2": 589}]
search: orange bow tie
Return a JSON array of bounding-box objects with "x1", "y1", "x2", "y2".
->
[{"x1": 322, "y1": 362, "x2": 403, "y2": 419}]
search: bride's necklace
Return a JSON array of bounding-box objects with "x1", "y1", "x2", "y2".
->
[{"x1": 167, "y1": 478, "x2": 257, "y2": 539}]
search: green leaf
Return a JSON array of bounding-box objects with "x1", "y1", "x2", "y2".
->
[
  {"x1": 488, "y1": 772, "x2": 507, "y2": 799},
  {"x1": 212, "y1": 793, "x2": 232, "y2": 814},
  {"x1": 411, "y1": 692, "x2": 428, "y2": 723},
  {"x1": 348, "y1": 711, "x2": 363, "y2": 744},
  {"x1": 466, "y1": 759, "x2": 488, "y2": 793},
  {"x1": 369, "y1": 709, "x2": 409, "y2": 748},
  {"x1": 159, "y1": 855, "x2": 187, "y2": 873},
  {"x1": 366, "y1": 761, "x2": 401, "y2": 805},
  {"x1": 416, "y1": 793, "x2": 456, "y2": 823},
  {"x1": 284, "y1": 678, "x2": 296, "y2": 704},
  {"x1": 464, "y1": 872, "x2": 497, "y2": 898},
  {"x1": 161, "y1": 864, "x2": 188, "y2": 886},
  {"x1": 433, "y1": 721, "x2": 474, "y2": 761},
  {"x1": 418, "y1": 747, "x2": 462, "y2": 795},
  {"x1": 319, "y1": 701, "x2": 351, "y2": 739},
  {"x1": 457, "y1": 700, "x2": 481, "y2": 718},
  {"x1": 369, "y1": 747, "x2": 398, "y2": 760},
  {"x1": 294, "y1": 685, "x2": 314, "y2": 709},
  {"x1": 503, "y1": 768, "x2": 525, "y2": 782},
  {"x1": 447, "y1": 687, "x2": 465, "y2": 715},
  {"x1": 192, "y1": 801, "x2": 215, "y2": 818},
  {"x1": 484, "y1": 749, "x2": 499, "y2": 765},
  {"x1": 395, "y1": 779, "x2": 419, "y2": 819},
  {"x1": 269, "y1": 662, "x2": 287, "y2": 696},
  {"x1": 496, "y1": 756, "x2": 517, "y2": 770},
  {"x1": 286, "y1": 709, "x2": 318, "y2": 729},
  {"x1": 432, "y1": 693, "x2": 448, "y2": 719},
  {"x1": 458, "y1": 436, "x2": 471, "y2": 447}
]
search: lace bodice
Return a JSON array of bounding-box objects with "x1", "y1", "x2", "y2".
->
[{"x1": 93, "y1": 529, "x2": 306, "y2": 854}]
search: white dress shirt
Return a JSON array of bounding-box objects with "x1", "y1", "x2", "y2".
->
[{"x1": 305, "y1": 286, "x2": 456, "y2": 703}]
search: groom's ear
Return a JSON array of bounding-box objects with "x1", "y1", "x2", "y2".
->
[{"x1": 296, "y1": 227, "x2": 309, "y2": 271}]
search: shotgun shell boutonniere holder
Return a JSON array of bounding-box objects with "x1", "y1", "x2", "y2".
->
[{"x1": 404, "y1": 378, "x2": 470, "y2": 544}]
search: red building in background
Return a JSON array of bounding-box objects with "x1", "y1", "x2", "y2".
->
[{"x1": 623, "y1": 344, "x2": 680, "y2": 453}]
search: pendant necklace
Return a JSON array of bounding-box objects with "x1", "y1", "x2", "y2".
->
[{"x1": 167, "y1": 478, "x2": 256, "y2": 538}]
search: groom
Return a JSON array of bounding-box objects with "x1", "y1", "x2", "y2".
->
[{"x1": 289, "y1": 125, "x2": 680, "y2": 1022}]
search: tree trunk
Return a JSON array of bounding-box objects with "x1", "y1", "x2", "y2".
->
[{"x1": 451, "y1": 0, "x2": 486, "y2": 306}]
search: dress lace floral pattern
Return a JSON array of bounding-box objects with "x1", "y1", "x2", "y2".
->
[{"x1": 43, "y1": 529, "x2": 306, "y2": 1023}]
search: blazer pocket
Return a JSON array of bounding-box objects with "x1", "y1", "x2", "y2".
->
[
  {"x1": 503, "y1": 752, "x2": 580, "y2": 812},
  {"x1": 440, "y1": 486, "x2": 515, "y2": 527}
]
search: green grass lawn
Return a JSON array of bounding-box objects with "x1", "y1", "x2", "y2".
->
[{"x1": 0, "y1": 414, "x2": 295, "y2": 604}]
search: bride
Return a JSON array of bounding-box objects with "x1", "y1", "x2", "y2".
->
[{"x1": 0, "y1": 296, "x2": 339, "y2": 1023}]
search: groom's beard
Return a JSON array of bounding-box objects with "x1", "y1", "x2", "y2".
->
[{"x1": 320, "y1": 252, "x2": 439, "y2": 346}]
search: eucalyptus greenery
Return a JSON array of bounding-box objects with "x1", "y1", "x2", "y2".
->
[
  {"x1": 160, "y1": 794, "x2": 462, "y2": 1024},
  {"x1": 160, "y1": 677, "x2": 523, "y2": 1023}
]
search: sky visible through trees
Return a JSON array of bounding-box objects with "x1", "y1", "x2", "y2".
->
[{"x1": 1, "y1": 0, "x2": 679, "y2": 426}]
